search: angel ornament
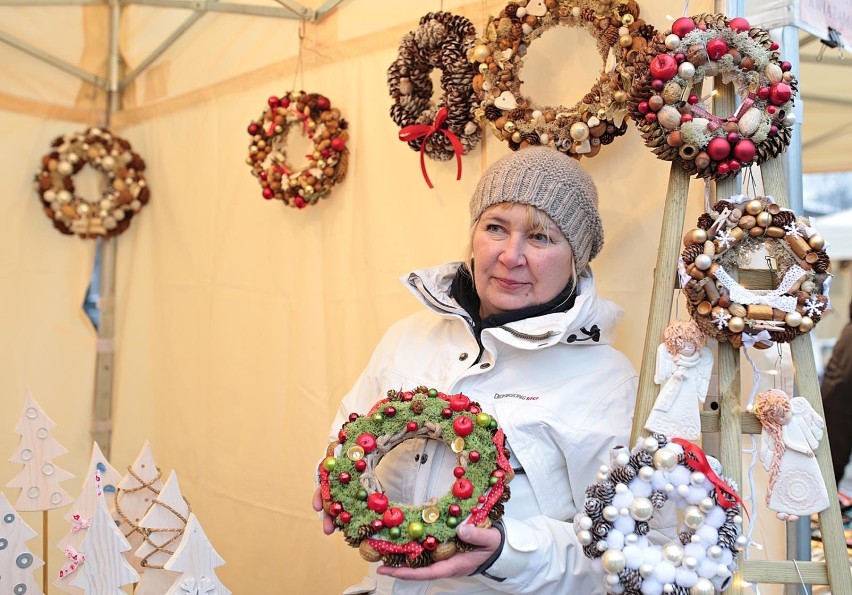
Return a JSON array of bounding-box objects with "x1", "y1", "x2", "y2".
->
[
  {"x1": 644, "y1": 320, "x2": 713, "y2": 440},
  {"x1": 754, "y1": 388, "x2": 830, "y2": 521}
]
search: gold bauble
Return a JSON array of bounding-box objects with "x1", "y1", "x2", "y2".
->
[
  {"x1": 728, "y1": 316, "x2": 745, "y2": 333},
  {"x1": 808, "y1": 233, "x2": 826, "y2": 251},
  {"x1": 745, "y1": 199, "x2": 764, "y2": 215}
]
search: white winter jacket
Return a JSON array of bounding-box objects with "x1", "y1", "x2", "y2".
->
[{"x1": 328, "y1": 263, "x2": 637, "y2": 595}]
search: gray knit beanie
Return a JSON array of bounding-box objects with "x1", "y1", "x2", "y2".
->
[{"x1": 470, "y1": 146, "x2": 604, "y2": 273}]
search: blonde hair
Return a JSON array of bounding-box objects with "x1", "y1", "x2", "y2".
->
[
  {"x1": 753, "y1": 388, "x2": 792, "y2": 505},
  {"x1": 662, "y1": 320, "x2": 706, "y2": 355}
]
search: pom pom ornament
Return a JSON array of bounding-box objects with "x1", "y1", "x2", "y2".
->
[
  {"x1": 246, "y1": 91, "x2": 349, "y2": 209},
  {"x1": 577, "y1": 436, "x2": 744, "y2": 595},
  {"x1": 34, "y1": 127, "x2": 149, "y2": 238},
  {"x1": 318, "y1": 387, "x2": 511, "y2": 567},
  {"x1": 628, "y1": 13, "x2": 797, "y2": 180},
  {"x1": 469, "y1": 0, "x2": 656, "y2": 157},
  {"x1": 680, "y1": 195, "x2": 831, "y2": 347}
]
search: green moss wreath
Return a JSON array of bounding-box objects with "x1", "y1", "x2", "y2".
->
[{"x1": 318, "y1": 386, "x2": 512, "y2": 568}]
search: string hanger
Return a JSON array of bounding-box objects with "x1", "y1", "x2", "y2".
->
[{"x1": 292, "y1": 18, "x2": 306, "y2": 91}]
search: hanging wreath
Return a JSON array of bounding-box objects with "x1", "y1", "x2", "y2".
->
[
  {"x1": 246, "y1": 91, "x2": 349, "y2": 209},
  {"x1": 628, "y1": 14, "x2": 797, "y2": 180},
  {"x1": 469, "y1": 0, "x2": 656, "y2": 158},
  {"x1": 680, "y1": 195, "x2": 830, "y2": 347},
  {"x1": 576, "y1": 435, "x2": 745, "y2": 595},
  {"x1": 317, "y1": 386, "x2": 512, "y2": 568},
  {"x1": 34, "y1": 128, "x2": 149, "y2": 238},
  {"x1": 388, "y1": 11, "x2": 482, "y2": 187}
]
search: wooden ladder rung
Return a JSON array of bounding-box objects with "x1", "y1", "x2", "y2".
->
[
  {"x1": 741, "y1": 560, "x2": 830, "y2": 585},
  {"x1": 699, "y1": 410, "x2": 761, "y2": 434}
]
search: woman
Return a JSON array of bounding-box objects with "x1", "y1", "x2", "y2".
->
[{"x1": 314, "y1": 146, "x2": 637, "y2": 594}]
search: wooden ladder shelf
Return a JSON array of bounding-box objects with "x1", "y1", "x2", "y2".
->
[{"x1": 629, "y1": 153, "x2": 852, "y2": 593}]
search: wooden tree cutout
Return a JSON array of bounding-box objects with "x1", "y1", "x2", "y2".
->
[
  {"x1": 163, "y1": 513, "x2": 230, "y2": 595},
  {"x1": 55, "y1": 441, "x2": 123, "y2": 593},
  {"x1": 6, "y1": 389, "x2": 74, "y2": 511},
  {"x1": 134, "y1": 470, "x2": 191, "y2": 594},
  {"x1": 69, "y1": 495, "x2": 139, "y2": 593},
  {"x1": 114, "y1": 440, "x2": 163, "y2": 574},
  {"x1": 0, "y1": 491, "x2": 45, "y2": 595}
]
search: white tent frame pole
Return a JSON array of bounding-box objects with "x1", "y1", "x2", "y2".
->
[{"x1": 0, "y1": 29, "x2": 108, "y2": 88}]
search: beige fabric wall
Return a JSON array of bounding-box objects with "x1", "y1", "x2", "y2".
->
[{"x1": 0, "y1": 1, "x2": 798, "y2": 593}]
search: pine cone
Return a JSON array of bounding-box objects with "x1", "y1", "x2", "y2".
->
[
  {"x1": 592, "y1": 518, "x2": 612, "y2": 537},
  {"x1": 584, "y1": 497, "x2": 604, "y2": 518},
  {"x1": 500, "y1": 485, "x2": 511, "y2": 502},
  {"x1": 455, "y1": 536, "x2": 476, "y2": 552},
  {"x1": 387, "y1": 389, "x2": 399, "y2": 400},
  {"x1": 599, "y1": 132, "x2": 615, "y2": 145},
  {"x1": 638, "y1": 23, "x2": 656, "y2": 39},
  {"x1": 629, "y1": 450, "x2": 654, "y2": 469},
  {"x1": 679, "y1": 531, "x2": 693, "y2": 545},
  {"x1": 410, "y1": 400, "x2": 425, "y2": 414},
  {"x1": 604, "y1": 26, "x2": 620, "y2": 46},
  {"x1": 617, "y1": 1, "x2": 640, "y2": 19},
  {"x1": 583, "y1": 543, "x2": 603, "y2": 558},
  {"x1": 582, "y1": 8, "x2": 596, "y2": 21},
  {"x1": 583, "y1": 91, "x2": 598, "y2": 104},
  {"x1": 619, "y1": 568, "x2": 642, "y2": 591},
  {"x1": 813, "y1": 251, "x2": 830, "y2": 273},
  {"x1": 697, "y1": 213, "x2": 714, "y2": 230},
  {"x1": 718, "y1": 522, "x2": 740, "y2": 550},
  {"x1": 488, "y1": 501, "x2": 505, "y2": 521},
  {"x1": 521, "y1": 131, "x2": 540, "y2": 145},
  {"x1": 406, "y1": 552, "x2": 433, "y2": 568},
  {"x1": 770, "y1": 327, "x2": 799, "y2": 344},
  {"x1": 382, "y1": 554, "x2": 407, "y2": 567},
  {"x1": 682, "y1": 243, "x2": 702, "y2": 265},
  {"x1": 484, "y1": 105, "x2": 502, "y2": 121},
  {"x1": 771, "y1": 210, "x2": 796, "y2": 228},
  {"x1": 635, "y1": 521, "x2": 650, "y2": 536},
  {"x1": 651, "y1": 490, "x2": 668, "y2": 509},
  {"x1": 610, "y1": 465, "x2": 637, "y2": 485},
  {"x1": 503, "y1": 4, "x2": 518, "y2": 18},
  {"x1": 714, "y1": 200, "x2": 734, "y2": 213},
  {"x1": 586, "y1": 481, "x2": 615, "y2": 503}
]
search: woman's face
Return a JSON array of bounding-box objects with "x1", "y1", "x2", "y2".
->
[{"x1": 472, "y1": 203, "x2": 574, "y2": 318}]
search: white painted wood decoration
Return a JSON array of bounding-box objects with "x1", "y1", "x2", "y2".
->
[
  {"x1": 5, "y1": 389, "x2": 74, "y2": 511},
  {"x1": 0, "y1": 491, "x2": 45, "y2": 595},
  {"x1": 163, "y1": 513, "x2": 230, "y2": 595},
  {"x1": 115, "y1": 441, "x2": 163, "y2": 574},
  {"x1": 134, "y1": 470, "x2": 190, "y2": 594},
  {"x1": 69, "y1": 495, "x2": 139, "y2": 593}
]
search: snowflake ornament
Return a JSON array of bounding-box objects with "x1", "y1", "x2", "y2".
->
[
  {"x1": 784, "y1": 222, "x2": 802, "y2": 238},
  {"x1": 712, "y1": 308, "x2": 732, "y2": 329},
  {"x1": 716, "y1": 229, "x2": 736, "y2": 249},
  {"x1": 804, "y1": 296, "x2": 824, "y2": 318}
]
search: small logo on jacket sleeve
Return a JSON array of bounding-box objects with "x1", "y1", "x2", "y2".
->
[{"x1": 493, "y1": 393, "x2": 539, "y2": 401}]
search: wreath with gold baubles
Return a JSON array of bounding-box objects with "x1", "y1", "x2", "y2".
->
[
  {"x1": 34, "y1": 128, "x2": 149, "y2": 238},
  {"x1": 577, "y1": 435, "x2": 745, "y2": 595},
  {"x1": 628, "y1": 14, "x2": 797, "y2": 180},
  {"x1": 318, "y1": 387, "x2": 512, "y2": 568},
  {"x1": 469, "y1": 0, "x2": 657, "y2": 158},
  {"x1": 680, "y1": 196, "x2": 830, "y2": 348},
  {"x1": 388, "y1": 11, "x2": 482, "y2": 187},
  {"x1": 246, "y1": 91, "x2": 349, "y2": 209}
]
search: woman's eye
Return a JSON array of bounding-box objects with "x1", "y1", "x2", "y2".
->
[
  {"x1": 485, "y1": 223, "x2": 504, "y2": 233},
  {"x1": 530, "y1": 232, "x2": 551, "y2": 243}
]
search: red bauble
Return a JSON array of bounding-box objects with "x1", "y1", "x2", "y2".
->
[
  {"x1": 348, "y1": 413, "x2": 360, "y2": 422},
  {"x1": 680, "y1": 114, "x2": 693, "y2": 123},
  {"x1": 316, "y1": 96, "x2": 331, "y2": 110},
  {"x1": 247, "y1": 123, "x2": 259, "y2": 136},
  {"x1": 441, "y1": 407, "x2": 452, "y2": 419},
  {"x1": 338, "y1": 472, "x2": 351, "y2": 484},
  {"x1": 370, "y1": 519, "x2": 384, "y2": 532},
  {"x1": 330, "y1": 137, "x2": 346, "y2": 152},
  {"x1": 262, "y1": 188, "x2": 274, "y2": 200},
  {"x1": 758, "y1": 86, "x2": 770, "y2": 99},
  {"x1": 733, "y1": 139, "x2": 757, "y2": 162},
  {"x1": 267, "y1": 96, "x2": 280, "y2": 108},
  {"x1": 649, "y1": 54, "x2": 678, "y2": 82},
  {"x1": 329, "y1": 502, "x2": 343, "y2": 517},
  {"x1": 338, "y1": 429, "x2": 347, "y2": 443},
  {"x1": 354, "y1": 459, "x2": 367, "y2": 472},
  {"x1": 453, "y1": 416, "x2": 474, "y2": 437},
  {"x1": 449, "y1": 394, "x2": 471, "y2": 412},
  {"x1": 367, "y1": 492, "x2": 389, "y2": 514},
  {"x1": 637, "y1": 101, "x2": 650, "y2": 115},
  {"x1": 469, "y1": 450, "x2": 481, "y2": 463},
  {"x1": 729, "y1": 17, "x2": 750, "y2": 32},
  {"x1": 453, "y1": 466, "x2": 466, "y2": 478},
  {"x1": 644, "y1": 113, "x2": 658, "y2": 124},
  {"x1": 717, "y1": 162, "x2": 730, "y2": 174},
  {"x1": 729, "y1": 159, "x2": 742, "y2": 171},
  {"x1": 448, "y1": 504, "x2": 462, "y2": 516},
  {"x1": 469, "y1": 405, "x2": 481, "y2": 415},
  {"x1": 382, "y1": 507, "x2": 404, "y2": 527},
  {"x1": 452, "y1": 478, "x2": 474, "y2": 499},
  {"x1": 706, "y1": 38, "x2": 729, "y2": 60},
  {"x1": 406, "y1": 421, "x2": 419, "y2": 432},
  {"x1": 706, "y1": 137, "x2": 732, "y2": 161},
  {"x1": 423, "y1": 536, "x2": 439, "y2": 551},
  {"x1": 339, "y1": 511, "x2": 352, "y2": 524},
  {"x1": 769, "y1": 82, "x2": 792, "y2": 106},
  {"x1": 356, "y1": 433, "x2": 377, "y2": 454},
  {"x1": 294, "y1": 197, "x2": 307, "y2": 209},
  {"x1": 384, "y1": 406, "x2": 397, "y2": 418},
  {"x1": 671, "y1": 17, "x2": 696, "y2": 38}
]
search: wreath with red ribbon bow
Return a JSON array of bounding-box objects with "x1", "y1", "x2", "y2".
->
[
  {"x1": 388, "y1": 11, "x2": 482, "y2": 188},
  {"x1": 246, "y1": 91, "x2": 349, "y2": 209},
  {"x1": 318, "y1": 387, "x2": 512, "y2": 568},
  {"x1": 576, "y1": 435, "x2": 745, "y2": 595},
  {"x1": 628, "y1": 13, "x2": 797, "y2": 180}
]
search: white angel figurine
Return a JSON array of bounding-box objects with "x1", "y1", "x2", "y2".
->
[
  {"x1": 754, "y1": 388, "x2": 830, "y2": 521},
  {"x1": 644, "y1": 320, "x2": 713, "y2": 440}
]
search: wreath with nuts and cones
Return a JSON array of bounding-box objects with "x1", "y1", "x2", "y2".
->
[
  {"x1": 388, "y1": 12, "x2": 483, "y2": 165},
  {"x1": 469, "y1": 0, "x2": 656, "y2": 158},
  {"x1": 34, "y1": 128, "x2": 149, "y2": 238},
  {"x1": 628, "y1": 14, "x2": 797, "y2": 180},
  {"x1": 318, "y1": 387, "x2": 512, "y2": 568},
  {"x1": 246, "y1": 91, "x2": 349, "y2": 209},
  {"x1": 577, "y1": 435, "x2": 744, "y2": 595},
  {"x1": 680, "y1": 196, "x2": 830, "y2": 347}
]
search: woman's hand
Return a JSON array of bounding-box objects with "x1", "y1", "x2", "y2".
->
[
  {"x1": 312, "y1": 486, "x2": 335, "y2": 535},
  {"x1": 375, "y1": 524, "x2": 501, "y2": 581}
]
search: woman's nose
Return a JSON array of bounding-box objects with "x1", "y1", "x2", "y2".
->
[{"x1": 498, "y1": 234, "x2": 526, "y2": 267}]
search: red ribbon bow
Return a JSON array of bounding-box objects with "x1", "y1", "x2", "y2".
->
[
  {"x1": 398, "y1": 107, "x2": 463, "y2": 189},
  {"x1": 672, "y1": 438, "x2": 748, "y2": 517}
]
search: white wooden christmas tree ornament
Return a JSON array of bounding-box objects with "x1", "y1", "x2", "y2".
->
[
  {"x1": 0, "y1": 491, "x2": 45, "y2": 595},
  {"x1": 134, "y1": 470, "x2": 191, "y2": 594},
  {"x1": 54, "y1": 441, "x2": 124, "y2": 593},
  {"x1": 115, "y1": 440, "x2": 163, "y2": 573},
  {"x1": 6, "y1": 389, "x2": 74, "y2": 511},
  {"x1": 68, "y1": 495, "x2": 139, "y2": 593},
  {"x1": 163, "y1": 513, "x2": 230, "y2": 595}
]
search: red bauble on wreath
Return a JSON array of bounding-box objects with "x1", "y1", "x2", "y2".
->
[
  {"x1": 34, "y1": 128, "x2": 149, "y2": 238},
  {"x1": 246, "y1": 91, "x2": 349, "y2": 209},
  {"x1": 628, "y1": 13, "x2": 797, "y2": 180}
]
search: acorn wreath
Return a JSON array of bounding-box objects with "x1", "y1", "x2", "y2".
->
[
  {"x1": 388, "y1": 11, "x2": 482, "y2": 188},
  {"x1": 628, "y1": 14, "x2": 797, "y2": 180},
  {"x1": 469, "y1": 0, "x2": 656, "y2": 158},
  {"x1": 246, "y1": 91, "x2": 349, "y2": 209},
  {"x1": 576, "y1": 435, "x2": 745, "y2": 595},
  {"x1": 680, "y1": 195, "x2": 831, "y2": 348},
  {"x1": 34, "y1": 128, "x2": 149, "y2": 238},
  {"x1": 318, "y1": 387, "x2": 512, "y2": 568}
]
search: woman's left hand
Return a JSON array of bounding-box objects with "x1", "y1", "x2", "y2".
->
[{"x1": 375, "y1": 524, "x2": 502, "y2": 581}]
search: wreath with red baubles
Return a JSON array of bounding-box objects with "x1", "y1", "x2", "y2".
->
[
  {"x1": 318, "y1": 387, "x2": 512, "y2": 568},
  {"x1": 628, "y1": 13, "x2": 797, "y2": 180},
  {"x1": 246, "y1": 91, "x2": 349, "y2": 209}
]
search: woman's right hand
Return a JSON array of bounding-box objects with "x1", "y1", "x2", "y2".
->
[{"x1": 312, "y1": 486, "x2": 335, "y2": 535}]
